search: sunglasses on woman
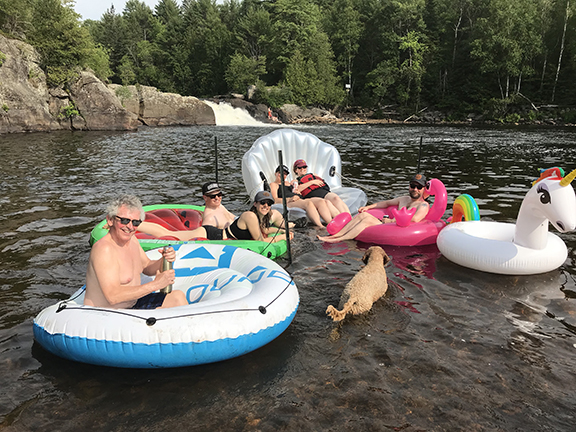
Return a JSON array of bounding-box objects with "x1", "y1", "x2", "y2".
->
[
  {"x1": 409, "y1": 183, "x2": 424, "y2": 190},
  {"x1": 259, "y1": 200, "x2": 273, "y2": 206},
  {"x1": 114, "y1": 216, "x2": 142, "y2": 227}
]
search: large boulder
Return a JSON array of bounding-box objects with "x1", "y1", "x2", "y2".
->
[
  {"x1": 0, "y1": 34, "x2": 61, "y2": 133},
  {"x1": 276, "y1": 104, "x2": 336, "y2": 124},
  {"x1": 110, "y1": 84, "x2": 215, "y2": 126},
  {"x1": 0, "y1": 34, "x2": 140, "y2": 133},
  {"x1": 68, "y1": 71, "x2": 139, "y2": 131}
]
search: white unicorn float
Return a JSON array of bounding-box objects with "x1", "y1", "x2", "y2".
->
[{"x1": 437, "y1": 167, "x2": 576, "y2": 275}]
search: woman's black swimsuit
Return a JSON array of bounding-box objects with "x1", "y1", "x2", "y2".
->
[
  {"x1": 304, "y1": 188, "x2": 329, "y2": 198},
  {"x1": 277, "y1": 183, "x2": 298, "y2": 199},
  {"x1": 225, "y1": 219, "x2": 253, "y2": 240}
]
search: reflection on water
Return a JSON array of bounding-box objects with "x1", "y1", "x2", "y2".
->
[{"x1": 1, "y1": 125, "x2": 576, "y2": 430}]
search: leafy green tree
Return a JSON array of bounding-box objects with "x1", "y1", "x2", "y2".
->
[
  {"x1": 234, "y1": 5, "x2": 272, "y2": 62},
  {"x1": 182, "y1": 0, "x2": 232, "y2": 96},
  {"x1": 28, "y1": 0, "x2": 110, "y2": 86},
  {"x1": 225, "y1": 52, "x2": 266, "y2": 93},
  {"x1": 397, "y1": 30, "x2": 427, "y2": 106},
  {"x1": 154, "y1": 0, "x2": 187, "y2": 92},
  {"x1": 470, "y1": 0, "x2": 543, "y2": 99},
  {"x1": 323, "y1": 0, "x2": 362, "y2": 98},
  {"x1": 270, "y1": 0, "x2": 343, "y2": 106},
  {"x1": 87, "y1": 5, "x2": 127, "y2": 83},
  {"x1": 0, "y1": 0, "x2": 32, "y2": 37}
]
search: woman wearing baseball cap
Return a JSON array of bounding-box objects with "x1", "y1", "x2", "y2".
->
[
  {"x1": 293, "y1": 159, "x2": 350, "y2": 215},
  {"x1": 270, "y1": 164, "x2": 338, "y2": 226}
]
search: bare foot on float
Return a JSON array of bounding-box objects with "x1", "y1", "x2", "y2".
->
[{"x1": 317, "y1": 234, "x2": 339, "y2": 243}]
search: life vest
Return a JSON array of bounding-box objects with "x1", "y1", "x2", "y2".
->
[{"x1": 297, "y1": 173, "x2": 328, "y2": 197}]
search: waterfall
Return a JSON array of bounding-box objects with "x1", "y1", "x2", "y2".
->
[{"x1": 204, "y1": 100, "x2": 268, "y2": 126}]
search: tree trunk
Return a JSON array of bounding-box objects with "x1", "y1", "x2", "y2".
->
[
  {"x1": 452, "y1": 6, "x2": 463, "y2": 68},
  {"x1": 540, "y1": 55, "x2": 547, "y2": 92},
  {"x1": 552, "y1": 0, "x2": 570, "y2": 102}
]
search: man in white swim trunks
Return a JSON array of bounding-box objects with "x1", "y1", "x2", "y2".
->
[
  {"x1": 201, "y1": 182, "x2": 237, "y2": 240},
  {"x1": 84, "y1": 195, "x2": 188, "y2": 309}
]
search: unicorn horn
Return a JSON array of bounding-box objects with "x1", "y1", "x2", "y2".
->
[{"x1": 560, "y1": 168, "x2": 576, "y2": 187}]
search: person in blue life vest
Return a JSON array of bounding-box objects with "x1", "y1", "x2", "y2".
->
[{"x1": 292, "y1": 159, "x2": 350, "y2": 215}]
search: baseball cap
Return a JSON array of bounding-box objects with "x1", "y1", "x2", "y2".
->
[
  {"x1": 410, "y1": 174, "x2": 427, "y2": 187},
  {"x1": 293, "y1": 159, "x2": 307, "y2": 171},
  {"x1": 275, "y1": 164, "x2": 289, "y2": 174},
  {"x1": 202, "y1": 182, "x2": 222, "y2": 195},
  {"x1": 254, "y1": 190, "x2": 275, "y2": 205}
]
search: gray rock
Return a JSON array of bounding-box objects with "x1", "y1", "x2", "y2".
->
[
  {"x1": 0, "y1": 35, "x2": 61, "y2": 133},
  {"x1": 69, "y1": 71, "x2": 139, "y2": 131},
  {"x1": 110, "y1": 84, "x2": 215, "y2": 127}
]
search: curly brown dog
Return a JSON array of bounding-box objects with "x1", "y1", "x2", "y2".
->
[{"x1": 326, "y1": 246, "x2": 390, "y2": 322}]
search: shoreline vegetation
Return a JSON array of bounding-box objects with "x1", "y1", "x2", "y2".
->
[{"x1": 1, "y1": 0, "x2": 576, "y2": 133}]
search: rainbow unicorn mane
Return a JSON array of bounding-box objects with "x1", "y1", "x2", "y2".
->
[{"x1": 532, "y1": 167, "x2": 565, "y2": 186}]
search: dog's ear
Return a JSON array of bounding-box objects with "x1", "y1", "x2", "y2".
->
[
  {"x1": 362, "y1": 247, "x2": 372, "y2": 264},
  {"x1": 382, "y1": 251, "x2": 391, "y2": 266}
]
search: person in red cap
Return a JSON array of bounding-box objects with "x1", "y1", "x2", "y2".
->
[
  {"x1": 292, "y1": 159, "x2": 350, "y2": 215},
  {"x1": 270, "y1": 164, "x2": 338, "y2": 226},
  {"x1": 317, "y1": 174, "x2": 430, "y2": 243}
]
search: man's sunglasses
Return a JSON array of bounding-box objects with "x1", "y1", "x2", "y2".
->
[
  {"x1": 207, "y1": 193, "x2": 223, "y2": 198},
  {"x1": 409, "y1": 183, "x2": 424, "y2": 190},
  {"x1": 114, "y1": 215, "x2": 142, "y2": 227},
  {"x1": 259, "y1": 200, "x2": 273, "y2": 206}
]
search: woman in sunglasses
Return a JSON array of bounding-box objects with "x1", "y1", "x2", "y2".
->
[
  {"x1": 270, "y1": 164, "x2": 339, "y2": 227},
  {"x1": 292, "y1": 159, "x2": 350, "y2": 215},
  {"x1": 137, "y1": 191, "x2": 293, "y2": 243},
  {"x1": 317, "y1": 174, "x2": 430, "y2": 243}
]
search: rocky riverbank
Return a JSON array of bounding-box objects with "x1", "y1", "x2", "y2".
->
[
  {"x1": 1, "y1": 33, "x2": 574, "y2": 134},
  {"x1": 0, "y1": 34, "x2": 214, "y2": 134}
]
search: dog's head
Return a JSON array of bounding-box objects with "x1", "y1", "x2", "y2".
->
[{"x1": 362, "y1": 246, "x2": 390, "y2": 266}]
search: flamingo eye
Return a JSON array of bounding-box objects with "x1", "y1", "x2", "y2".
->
[{"x1": 537, "y1": 184, "x2": 551, "y2": 204}]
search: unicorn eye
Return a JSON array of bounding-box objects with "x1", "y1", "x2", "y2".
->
[{"x1": 537, "y1": 184, "x2": 551, "y2": 204}]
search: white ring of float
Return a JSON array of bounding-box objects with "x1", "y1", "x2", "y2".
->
[
  {"x1": 437, "y1": 221, "x2": 568, "y2": 275},
  {"x1": 33, "y1": 243, "x2": 299, "y2": 368}
]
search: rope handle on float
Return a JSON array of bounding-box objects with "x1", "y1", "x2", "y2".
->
[{"x1": 55, "y1": 277, "x2": 296, "y2": 325}]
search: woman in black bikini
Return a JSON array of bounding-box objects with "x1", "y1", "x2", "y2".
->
[
  {"x1": 137, "y1": 191, "x2": 293, "y2": 243},
  {"x1": 270, "y1": 165, "x2": 338, "y2": 226}
]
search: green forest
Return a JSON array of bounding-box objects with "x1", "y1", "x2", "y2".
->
[{"x1": 1, "y1": 0, "x2": 576, "y2": 122}]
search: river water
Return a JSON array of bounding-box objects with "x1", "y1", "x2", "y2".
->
[{"x1": 1, "y1": 124, "x2": 576, "y2": 431}]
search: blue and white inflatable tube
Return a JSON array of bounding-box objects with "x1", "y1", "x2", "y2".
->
[
  {"x1": 33, "y1": 243, "x2": 299, "y2": 368},
  {"x1": 242, "y1": 128, "x2": 367, "y2": 219}
]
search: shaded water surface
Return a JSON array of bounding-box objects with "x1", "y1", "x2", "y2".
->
[{"x1": 1, "y1": 125, "x2": 576, "y2": 431}]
